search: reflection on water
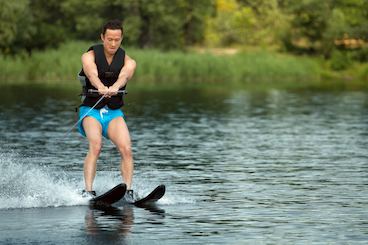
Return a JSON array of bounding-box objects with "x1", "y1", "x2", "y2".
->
[
  {"x1": 0, "y1": 85, "x2": 368, "y2": 244},
  {"x1": 85, "y1": 204, "x2": 165, "y2": 237},
  {"x1": 85, "y1": 205, "x2": 135, "y2": 237}
]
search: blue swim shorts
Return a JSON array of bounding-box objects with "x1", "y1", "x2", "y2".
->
[{"x1": 78, "y1": 106, "x2": 125, "y2": 138}]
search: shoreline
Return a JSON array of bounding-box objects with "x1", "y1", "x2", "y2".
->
[{"x1": 1, "y1": 41, "x2": 367, "y2": 91}]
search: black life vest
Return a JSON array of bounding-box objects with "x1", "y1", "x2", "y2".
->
[{"x1": 79, "y1": 44, "x2": 125, "y2": 109}]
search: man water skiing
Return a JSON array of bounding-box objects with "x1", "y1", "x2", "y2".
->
[{"x1": 77, "y1": 19, "x2": 136, "y2": 201}]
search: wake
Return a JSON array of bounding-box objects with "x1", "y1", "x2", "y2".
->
[
  {"x1": 0, "y1": 151, "x2": 194, "y2": 209},
  {"x1": 0, "y1": 151, "x2": 86, "y2": 209}
]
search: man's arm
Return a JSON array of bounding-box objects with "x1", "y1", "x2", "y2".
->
[
  {"x1": 110, "y1": 55, "x2": 137, "y2": 93},
  {"x1": 81, "y1": 51, "x2": 109, "y2": 94}
]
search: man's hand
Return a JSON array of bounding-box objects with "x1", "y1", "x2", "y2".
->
[
  {"x1": 98, "y1": 86, "x2": 110, "y2": 97},
  {"x1": 108, "y1": 85, "x2": 120, "y2": 96}
]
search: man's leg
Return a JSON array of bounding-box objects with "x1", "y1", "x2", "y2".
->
[
  {"x1": 83, "y1": 117, "x2": 103, "y2": 191},
  {"x1": 107, "y1": 117, "x2": 133, "y2": 190}
]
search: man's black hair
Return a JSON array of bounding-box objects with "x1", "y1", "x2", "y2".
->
[{"x1": 102, "y1": 19, "x2": 123, "y2": 35}]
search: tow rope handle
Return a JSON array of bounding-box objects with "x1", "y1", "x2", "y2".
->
[{"x1": 86, "y1": 89, "x2": 128, "y2": 95}]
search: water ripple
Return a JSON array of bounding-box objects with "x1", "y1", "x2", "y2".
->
[{"x1": 0, "y1": 88, "x2": 367, "y2": 244}]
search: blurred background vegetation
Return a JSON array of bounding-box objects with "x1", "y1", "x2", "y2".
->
[{"x1": 0, "y1": 0, "x2": 367, "y2": 90}]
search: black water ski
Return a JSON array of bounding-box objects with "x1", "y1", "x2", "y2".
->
[
  {"x1": 134, "y1": 185, "x2": 166, "y2": 207},
  {"x1": 89, "y1": 183, "x2": 127, "y2": 207}
]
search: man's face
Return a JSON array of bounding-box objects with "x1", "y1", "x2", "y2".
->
[{"x1": 101, "y1": 29, "x2": 123, "y2": 55}]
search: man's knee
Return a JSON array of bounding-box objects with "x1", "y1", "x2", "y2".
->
[
  {"x1": 89, "y1": 140, "x2": 102, "y2": 156},
  {"x1": 118, "y1": 144, "x2": 132, "y2": 159}
]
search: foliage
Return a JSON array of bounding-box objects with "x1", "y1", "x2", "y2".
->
[
  {"x1": 2, "y1": 41, "x2": 367, "y2": 90},
  {"x1": 278, "y1": 0, "x2": 368, "y2": 57},
  {"x1": 205, "y1": 0, "x2": 287, "y2": 47},
  {"x1": 0, "y1": 0, "x2": 214, "y2": 53},
  {"x1": 0, "y1": 0, "x2": 367, "y2": 67},
  {"x1": 0, "y1": 41, "x2": 320, "y2": 86},
  {"x1": 205, "y1": 0, "x2": 368, "y2": 60},
  {"x1": 0, "y1": 0, "x2": 35, "y2": 54},
  {"x1": 329, "y1": 50, "x2": 351, "y2": 71}
]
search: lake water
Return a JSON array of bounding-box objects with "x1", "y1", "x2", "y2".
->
[{"x1": 0, "y1": 85, "x2": 367, "y2": 244}]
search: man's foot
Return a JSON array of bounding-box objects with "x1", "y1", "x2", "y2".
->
[
  {"x1": 124, "y1": 189, "x2": 135, "y2": 203},
  {"x1": 82, "y1": 190, "x2": 96, "y2": 198}
]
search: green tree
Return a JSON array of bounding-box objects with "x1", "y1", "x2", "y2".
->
[
  {"x1": 0, "y1": 0, "x2": 214, "y2": 53},
  {"x1": 181, "y1": 0, "x2": 215, "y2": 46},
  {"x1": 205, "y1": 0, "x2": 257, "y2": 46},
  {"x1": 2, "y1": 0, "x2": 365, "y2": 59},
  {"x1": 239, "y1": 0, "x2": 288, "y2": 47},
  {"x1": 278, "y1": 0, "x2": 368, "y2": 59},
  {"x1": 280, "y1": 0, "x2": 332, "y2": 54},
  {"x1": 61, "y1": 0, "x2": 213, "y2": 49},
  {"x1": 0, "y1": 0, "x2": 35, "y2": 54},
  {"x1": 28, "y1": 0, "x2": 69, "y2": 50},
  {"x1": 135, "y1": 0, "x2": 184, "y2": 49},
  {"x1": 205, "y1": 0, "x2": 287, "y2": 47},
  {"x1": 60, "y1": 0, "x2": 105, "y2": 41}
]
